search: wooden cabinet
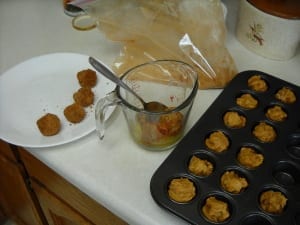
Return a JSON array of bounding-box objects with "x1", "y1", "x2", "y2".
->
[
  {"x1": 0, "y1": 140, "x2": 45, "y2": 225},
  {"x1": 0, "y1": 140, "x2": 127, "y2": 225},
  {"x1": 31, "y1": 180, "x2": 94, "y2": 225},
  {"x1": 18, "y1": 147, "x2": 127, "y2": 225}
]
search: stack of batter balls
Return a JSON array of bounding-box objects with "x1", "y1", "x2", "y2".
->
[{"x1": 36, "y1": 69, "x2": 97, "y2": 136}]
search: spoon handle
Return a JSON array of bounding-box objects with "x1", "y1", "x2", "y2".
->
[{"x1": 89, "y1": 57, "x2": 144, "y2": 103}]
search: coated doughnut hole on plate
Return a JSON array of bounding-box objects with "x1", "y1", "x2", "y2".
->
[
  {"x1": 73, "y1": 87, "x2": 95, "y2": 107},
  {"x1": 252, "y1": 122, "x2": 277, "y2": 143},
  {"x1": 77, "y1": 69, "x2": 97, "y2": 88},
  {"x1": 237, "y1": 146, "x2": 264, "y2": 169},
  {"x1": 275, "y1": 87, "x2": 296, "y2": 104},
  {"x1": 167, "y1": 177, "x2": 196, "y2": 203},
  {"x1": 205, "y1": 130, "x2": 230, "y2": 152},
  {"x1": 64, "y1": 103, "x2": 86, "y2": 123},
  {"x1": 247, "y1": 75, "x2": 268, "y2": 92},
  {"x1": 223, "y1": 110, "x2": 246, "y2": 129},
  {"x1": 36, "y1": 113, "x2": 61, "y2": 136},
  {"x1": 236, "y1": 93, "x2": 258, "y2": 109}
]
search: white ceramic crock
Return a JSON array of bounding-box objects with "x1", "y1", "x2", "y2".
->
[{"x1": 236, "y1": 0, "x2": 300, "y2": 60}]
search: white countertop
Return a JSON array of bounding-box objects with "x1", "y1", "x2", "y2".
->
[{"x1": 1, "y1": 1, "x2": 299, "y2": 225}]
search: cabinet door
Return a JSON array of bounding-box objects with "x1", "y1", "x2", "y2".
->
[
  {"x1": 0, "y1": 140, "x2": 17, "y2": 163},
  {"x1": 0, "y1": 153, "x2": 44, "y2": 225},
  {"x1": 31, "y1": 179, "x2": 95, "y2": 225},
  {"x1": 19, "y1": 148, "x2": 127, "y2": 225}
]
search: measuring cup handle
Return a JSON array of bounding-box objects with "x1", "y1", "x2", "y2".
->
[{"x1": 95, "y1": 91, "x2": 120, "y2": 140}]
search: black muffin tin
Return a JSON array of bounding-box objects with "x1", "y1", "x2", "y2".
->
[{"x1": 150, "y1": 70, "x2": 300, "y2": 225}]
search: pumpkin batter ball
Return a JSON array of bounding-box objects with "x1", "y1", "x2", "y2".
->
[
  {"x1": 236, "y1": 93, "x2": 258, "y2": 109},
  {"x1": 237, "y1": 147, "x2": 264, "y2": 168},
  {"x1": 205, "y1": 131, "x2": 229, "y2": 152},
  {"x1": 275, "y1": 87, "x2": 296, "y2": 104},
  {"x1": 253, "y1": 122, "x2": 277, "y2": 143},
  {"x1": 221, "y1": 171, "x2": 248, "y2": 194},
  {"x1": 202, "y1": 196, "x2": 230, "y2": 223},
  {"x1": 260, "y1": 190, "x2": 287, "y2": 214},
  {"x1": 223, "y1": 111, "x2": 246, "y2": 128},
  {"x1": 266, "y1": 105, "x2": 287, "y2": 122},
  {"x1": 248, "y1": 75, "x2": 268, "y2": 92},
  {"x1": 188, "y1": 155, "x2": 213, "y2": 176},
  {"x1": 168, "y1": 178, "x2": 196, "y2": 203}
]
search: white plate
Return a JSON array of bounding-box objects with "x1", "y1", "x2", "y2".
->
[{"x1": 0, "y1": 53, "x2": 116, "y2": 148}]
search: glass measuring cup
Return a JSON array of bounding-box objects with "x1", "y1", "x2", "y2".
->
[{"x1": 95, "y1": 60, "x2": 198, "y2": 151}]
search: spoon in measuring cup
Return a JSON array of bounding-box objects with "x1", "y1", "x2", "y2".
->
[{"x1": 89, "y1": 57, "x2": 167, "y2": 112}]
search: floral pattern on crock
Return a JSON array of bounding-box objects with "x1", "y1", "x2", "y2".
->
[{"x1": 247, "y1": 23, "x2": 264, "y2": 46}]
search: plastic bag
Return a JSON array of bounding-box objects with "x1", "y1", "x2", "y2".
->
[{"x1": 72, "y1": 0, "x2": 237, "y2": 89}]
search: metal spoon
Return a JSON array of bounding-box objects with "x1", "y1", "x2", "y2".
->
[{"x1": 89, "y1": 57, "x2": 167, "y2": 112}]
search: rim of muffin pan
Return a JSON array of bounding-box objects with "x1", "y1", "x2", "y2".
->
[
  {"x1": 235, "y1": 143, "x2": 265, "y2": 170},
  {"x1": 257, "y1": 184, "x2": 289, "y2": 216}
]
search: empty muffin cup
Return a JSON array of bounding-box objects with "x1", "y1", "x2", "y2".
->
[
  {"x1": 273, "y1": 161, "x2": 300, "y2": 186},
  {"x1": 239, "y1": 213, "x2": 274, "y2": 225}
]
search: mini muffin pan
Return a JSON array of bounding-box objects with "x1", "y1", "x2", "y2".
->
[{"x1": 150, "y1": 70, "x2": 300, "y2": 225}]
